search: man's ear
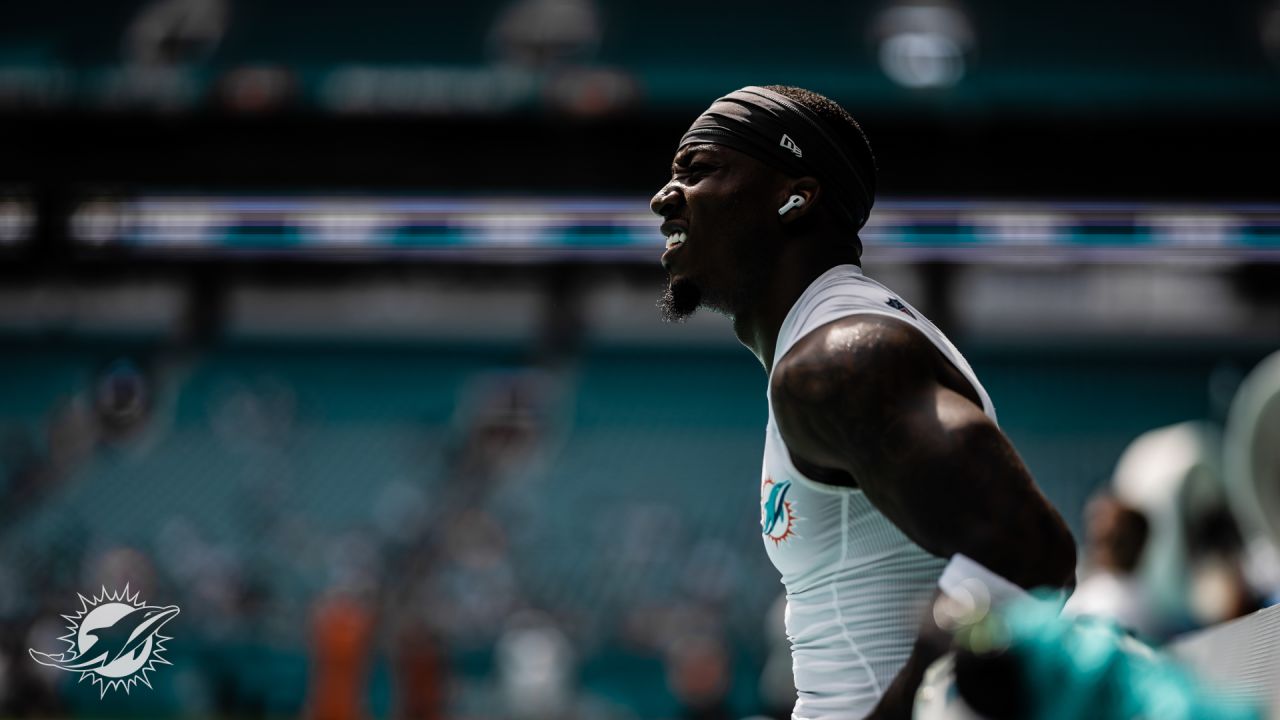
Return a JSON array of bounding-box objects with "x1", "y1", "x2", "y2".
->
[{"x1": 779, "y1": 177, "x2": 821, "y2": 224}]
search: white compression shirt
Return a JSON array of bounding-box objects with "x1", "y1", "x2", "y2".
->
[{"x1": 759, "y1": 264, "x2": 997, "y2": 720}]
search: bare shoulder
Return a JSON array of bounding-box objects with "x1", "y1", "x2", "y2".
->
[{"x1": 769, "y1": 314, "x2": 937, "y2": 410}]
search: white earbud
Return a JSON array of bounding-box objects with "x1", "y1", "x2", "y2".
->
[{"x1": 778, "y1": 194, "x2": 806, "y2": 216}]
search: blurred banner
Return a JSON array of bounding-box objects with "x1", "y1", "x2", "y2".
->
[{"x1": 64, "y1": 195, "x2": 1280, "y2": 263}]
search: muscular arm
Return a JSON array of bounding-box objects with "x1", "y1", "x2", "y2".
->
[{"x1": 770, "y1": 315, "x2": 1075, "y2": 717}]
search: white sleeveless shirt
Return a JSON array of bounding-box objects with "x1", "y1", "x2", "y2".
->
[{"x1": 760, "y1": 264, "x2": 997, "y2": 720}]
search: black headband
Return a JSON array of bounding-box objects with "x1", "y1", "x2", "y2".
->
[{"x1": 678, "y1": 86, "x2": 875, "y2": 240}]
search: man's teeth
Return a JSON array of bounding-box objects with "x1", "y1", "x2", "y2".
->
[{"x1": 665, "y1": 231, "x2": 687, "y2": 249}]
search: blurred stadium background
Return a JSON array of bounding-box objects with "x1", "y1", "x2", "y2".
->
[{"x1": 1, "y1": 0, "x2": 1279, "y2": 717}]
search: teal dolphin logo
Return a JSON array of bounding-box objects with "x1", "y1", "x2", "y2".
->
[
  {"x1": 761, "y1": 478, "x2": 798, "y2": 544},
  {"x1": 29, "y1": 586, "x2": 178, "y2": 697}
]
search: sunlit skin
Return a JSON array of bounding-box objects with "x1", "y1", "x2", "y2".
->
[{"x1": 651, "y1": 138, "x2": 1076, "y2": 719}]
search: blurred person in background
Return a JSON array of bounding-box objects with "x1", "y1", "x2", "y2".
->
[
  {"x1": 665, "y1": 634, "x2": 733, "y2": 720},
  {"x1": 1184, "y1": 507, "x2": 1262, "y2": 629},
  {"x1": 307, "y1": 587, "x2": 375, "y2": 720},
  {"x1": 307, "y1": 535, "x2": 380, "y2": 720},
  {"x1": 651, "y1": 85, "x2": 1075, "y2": 719},
  {"x1": 1110, "y1": 421, "x2": 1266, "y2": 637},
  {"x1": 1063, "y1": 494, "x2": 1156, "y2": 638},
  {"x1": 390, "y1": 610, "x2": 445, "y2": 720},
  {"x1": 7, "y1": 607, "x2": 64, "y2": 716},
  {"x1": 496, "y1": 613, "x2": 575, "y2": 720},
  {"x1": 493, "y1": 610, "x2": 635, "y2": 720}
]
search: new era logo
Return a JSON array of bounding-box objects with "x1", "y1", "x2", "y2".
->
[
  {"x1": 886, "y1": 297, "x2": 916, "y2": 319},
  {"x1": 780, "y1": 134, "x2": 802, "y2": 158}
]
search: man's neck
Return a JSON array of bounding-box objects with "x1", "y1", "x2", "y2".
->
[{"x1": 732, "y1": 246, "x2": 859, "y2": 375}]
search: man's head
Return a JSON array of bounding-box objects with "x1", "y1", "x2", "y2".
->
[
  {"x1": 651, "y1": 85, "x2": 876, "y2": 322},
  {"x1": 1085, "y1": 494, "x2": 1150, "y2": 574}
]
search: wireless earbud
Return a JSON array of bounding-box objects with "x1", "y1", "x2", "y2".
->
[{"x1": 778, "y1": 195, "x2": 806, "y2": 216}]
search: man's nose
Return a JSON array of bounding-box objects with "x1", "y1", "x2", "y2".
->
[{"x1": 650, "y1": 184, "x2": 680, "y2": 218}]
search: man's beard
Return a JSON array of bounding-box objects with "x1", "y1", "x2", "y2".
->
[
  {"x1": 657, "y1": 276, "x2": 702, "y2": 323},
  {"x1": 658, "y1": 247, "x2": 771, "y2": 324},
  {"x1": 658, "y1": 273, "x2": 757, "y2": 324}
]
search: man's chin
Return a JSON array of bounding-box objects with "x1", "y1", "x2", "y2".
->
[{"x1": 657, "y1": 277, "x2": 703, "y2": 323}]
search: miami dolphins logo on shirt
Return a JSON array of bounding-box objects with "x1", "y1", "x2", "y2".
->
[{"x1": 761, "y1": 477, "x2": 798, "y2": 545}]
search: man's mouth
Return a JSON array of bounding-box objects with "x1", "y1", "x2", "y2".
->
[{"x1": 661, "y1": 229, "x2": 687, "y2": 270}]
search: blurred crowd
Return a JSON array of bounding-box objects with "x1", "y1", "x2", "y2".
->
[
  {"x1": 0, "y1": 345, "x2": 1277, "y2": 719},
  {"x1": 0, "y1": 352, "x2": 765, "y2": 719}
]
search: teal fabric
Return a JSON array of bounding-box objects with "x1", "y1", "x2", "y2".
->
[{"x1": 998, "y1": 601, "x2": 1260, "y2": 720}]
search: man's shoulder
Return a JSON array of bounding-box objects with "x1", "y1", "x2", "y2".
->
[{"x1": 770, "y1": 313, "x2": 936, "y2": 410}]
